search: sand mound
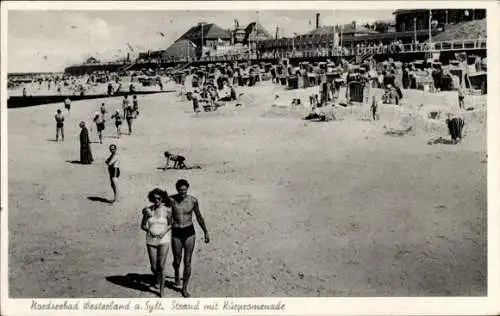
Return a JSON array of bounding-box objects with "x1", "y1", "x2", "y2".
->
[
  {"x1": 261, "y1": 106, "x2": 307, "y2": 119},
  {"x1": 432, "y1": 19, "x2": 486, "y2": 42}
]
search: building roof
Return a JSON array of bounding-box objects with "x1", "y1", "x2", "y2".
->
[
  {"x1": 163, "y1": 39, "x2": 197, "y2": 59},
  {"x1": 300, "y1": 23, "x2": 378, "y2": 38},
  {"x1": 176, "y1": 22, "x2": 231, "y2": 43},
  {"x1": 393, "y1": 9, "x2": 431, "y2": 15},
  {"x1": 245, "y1": 22, "x2": 273, "y2": 42}
]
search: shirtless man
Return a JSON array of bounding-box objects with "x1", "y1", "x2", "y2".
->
[
  {"x1": 55, "y1": 109, "x2": 65, "y2": 141},
  {"x1": 169, "y1": 179, "x2": 209, "y2": 298},
  {"x1": 93, "y1": 111, "x2": 105, "y2": 144}
]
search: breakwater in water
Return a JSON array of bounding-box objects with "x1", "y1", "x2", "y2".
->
[{"x1": 7, "y1": 90, "x2": 175, "y2": 108}]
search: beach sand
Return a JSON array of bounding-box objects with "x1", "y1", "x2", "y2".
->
[{"x1": 8, "y1": 81, "x2": 486, "y2": 297}]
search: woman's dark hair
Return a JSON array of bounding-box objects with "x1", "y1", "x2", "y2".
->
[
  {"x1": 175, "y1": 179, "x2": 190, "y2": 190},
  {"x1": 148, "y1": 188, "x2": 169, "y2": 205}
]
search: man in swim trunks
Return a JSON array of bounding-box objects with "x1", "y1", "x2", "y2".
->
[
  {"x1": 170, "y1": 179, "x2": 209, "y2": 298},
  {"x1": 105, "y1": 144, "x2": 120, "y2": 203},
  {"x1": 93, "y1": 111, "x2": 105, "y2": 144},
  {"x1": 55, "y1": 109, "x2": 65, "y2": 141}
]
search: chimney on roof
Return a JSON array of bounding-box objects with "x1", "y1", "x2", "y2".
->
[{"x1": 316, "y1": 13, "x2": 320, "y2": 29}]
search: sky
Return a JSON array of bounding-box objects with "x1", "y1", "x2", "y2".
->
[{"x1": 8, "y1": 10, "x2": 393, "y2": 73}]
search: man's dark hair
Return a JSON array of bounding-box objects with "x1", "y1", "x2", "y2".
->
[{"x1": 176, "y1": 179, "x2": 190, "y2": 190}]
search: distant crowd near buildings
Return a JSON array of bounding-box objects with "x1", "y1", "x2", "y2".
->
[{"x1": 65, "y1": 9, "x2": 486, "y2": 74}]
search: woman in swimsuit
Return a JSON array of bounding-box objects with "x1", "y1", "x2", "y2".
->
[
  {"x1": 141, "y1": 188, "x2": 172, "y2": 297},
  {"x1": 105, "y1": 144, "x2": 120, "y2": 203}
]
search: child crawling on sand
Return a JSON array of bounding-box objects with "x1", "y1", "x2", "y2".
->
[{"x1": 164, "y1": 151, "x2": 187, "y2": 170}]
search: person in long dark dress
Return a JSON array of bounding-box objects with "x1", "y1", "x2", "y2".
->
[{"x1": 79, "y1": 121, "x2": 94, "y2": 164}]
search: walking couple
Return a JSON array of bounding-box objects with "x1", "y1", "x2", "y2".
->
[{"x1": 141, "y1": 180, "x2": 210, "y2": 298}]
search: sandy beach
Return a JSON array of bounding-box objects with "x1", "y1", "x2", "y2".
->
[{"x1": 8, "y1": 81, "x2": 486, "y2": 297}]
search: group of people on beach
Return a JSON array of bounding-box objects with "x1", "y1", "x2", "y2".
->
[
  {"x1": 93, "y1": 94, "x2": 140, "y2": 143},
  {"x1": 52, "y1": 93, "x2": 141, "y2": 204},
  {"x1": 51, "y1": 89, "x2": 211, "y2": 298},
  {"x1": 141, "y1": 180, "x2": 210, "y2": 298}
]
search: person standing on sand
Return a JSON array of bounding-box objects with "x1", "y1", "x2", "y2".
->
[
  {"x1": 124, "y1": 101, "x2": 135, "y2": 135},
  {"x1": 141, "y1": 188, "x2": 172, "y2": 297},
  {"x1": 169, "y1": 179, "x2": 210, "y2": 298},
  {"x1": 458, "y1": 85, "x2": 466, "y2": 109},
  {"x1": 105, "y1": 144, "x2": 120, "y2": 203},
  {"x1": 122, "y1": 95, "x2": 130, "y2": 117},
  {"x1": 55, "y1": 109, "x2": 65, "y2": 141},
  {"x1": 371, "y1": 95, "x2": 378, "y2": 121},
  {"x1": 110, "y1": 110, "x2": 123, "y2": 138},
  {"x1": 79, "y1": 121, "x2": 93, "y2": 164},
  {"x1": 132, "y1": 95, "x2": 139, "y2": 118},
  {"x1": 192, "y1": 89, "x2": 200, "y2": 113},
  {"x1": 93, "y1": 111, "x2": 105, "y2": 144},
  {"x1": 64, "y1": 98, "x2": 71, "y2": 115},
  {"x1": 100, "y1": 102, "x2": 107, "y2": 121}
]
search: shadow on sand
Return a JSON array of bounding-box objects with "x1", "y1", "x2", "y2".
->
[
  {"x1": 46, "y1": 138, "x2": 59, "y2": 142},
  {"x1": 106, "y1": 273, "x2": 182, "y2": 296},
  {"x1": 427, "y1": 137, "x2": 459, "y2": 145},
  {"x1": 383, "y1": 126, "x2": 413, "y2": 137},
  {"x1": 87, "y1": 196, "x2": 113, "y2": 204},
  {"x1": 66, "y1": 160, "x2": 84, "y2": 164},
  {"x1": 157, "y1": 166, "x2": 202, "y2": 171}
]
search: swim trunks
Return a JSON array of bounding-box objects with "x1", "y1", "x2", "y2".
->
[
  {"x1": 172, "y1": 225, "x2": 195, "y2": 243},
  {"x1": 108, "y1": 166, "x2": 120, "y2": 178},
  {"x1": 97, "y1": 122, "x2": 105, "y2": 132}
]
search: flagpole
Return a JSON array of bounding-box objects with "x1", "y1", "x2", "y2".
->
[
  {"x1": 340, "y1": 24, "x2": 343, "y2": 57},
  {"x1": 201, "y1": 22, "x2": 204, "y2": 61},
  {"x1": 256, "y1": 10, "x2": 259, "y2": 60},
  {"x1": 428, "y1": 10, "x2": 432, "y2": 48}
]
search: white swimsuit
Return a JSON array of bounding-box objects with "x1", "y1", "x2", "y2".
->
[{"x1": 144, "y1": 206, "x2": 171, "y2": 246}]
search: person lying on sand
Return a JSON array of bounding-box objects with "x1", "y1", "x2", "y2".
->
[
  {"x1": 164, "y1": 151, "x2": 187, "y2": 170},
  {"x1": 383, "y1": 125, "x2": 412, "y2": 136}
]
